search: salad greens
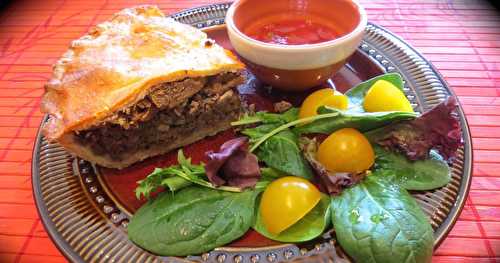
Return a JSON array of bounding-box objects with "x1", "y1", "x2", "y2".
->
[
  {"x1": 129, "y1": 73, "x2": 460, "y2": 262},
  {"x1": 237, "y1": 108, "x2": 314, "y2": 179},
  {"x1": 253, "y1": 194, "x2": 331, "y2": 242},
  {"x1": 128, "y1": 186, "x2": 261, "y2": 256},
  {"x1": 331, "y1": 173, "x2": 434, "y2": 263},
  {"x1": 374, "y1": 146, "x2": 451, "y2": 190}
]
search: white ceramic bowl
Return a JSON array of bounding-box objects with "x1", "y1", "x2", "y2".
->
[{"x1": 226, "y1": 0, "x2": 367, "y2": 91}]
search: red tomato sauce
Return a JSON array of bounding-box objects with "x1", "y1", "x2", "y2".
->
[{"x1": 243, "y1": 13, "x2": 341, "y2": 45}]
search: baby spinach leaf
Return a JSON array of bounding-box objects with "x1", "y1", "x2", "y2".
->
[
  {"x1": 260, "y1": 167, "x2": 287, "y2": 180},
  {"x1": 256, "y1": 129, "x2": 313, "y2": 180},
  {"x1": 294, "y1": 106, "x2": 416, "y2": 135},
  {"x1": 241, "y1": 124, "x2": 276, "y2": 143},
  {"x1": 253, "y1": 194, "x2": 331, "y2": 242},
  {"x1": 242, "y1": 123, "x2": 313, "y2": 180},
  {"x1": 254, "y1": 168, "x2": 288, "y2": 189},
  {"x1": 345, "y1": 73, "x2": 404, "y2": 112},
  {"x1": 331, "y1": 174, "x2": 434, "y2": 263},
  {"x1": 374, "y1": 146, "x2": 451, "y2": 190},
  {"x1": 128, "y1": 186, "x2": 261, "y2": 256}
]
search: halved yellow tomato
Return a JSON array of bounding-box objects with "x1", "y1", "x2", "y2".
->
[
  {"x1": 260, "y1": 176, "x2": 321, "y2": 234},
  {"x1": 299, "y1": 88, "x2": 348, "y2": 119},
  {"x1": 317, "y1": 128, "x2": 374, "y2": 173},
  {"x1": 363, "y1": 80, "x2": 414, "y2": 112}
]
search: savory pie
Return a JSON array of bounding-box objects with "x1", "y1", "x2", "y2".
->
[{"x1": 41, "y1": 5, "x2": 245, "y2": 169}]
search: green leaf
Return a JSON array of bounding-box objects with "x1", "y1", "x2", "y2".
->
[
  {"x1": 128, "y1": 186, "x2": 261, "y2": 256},
  {"x1": 160, "y1": 176, "x2": 192, "y2": 192},
  {"x1": 294, "y1": 106, "x2": 416, "y2": 135},
  {"x1": 256, "y1": 129, "x2": 313, "y2": 180},
  {"x1": 345, "y1": 73, "x2": 404, "y2": 112},
  {"x1": 135, "y1": 168, "x2": 183, "y2": 200},
  {"x1": 253, "y1": 194, "x2": 331, "y2": 242},
  {"x1": 260, "y1": 167, "x2": 287, "y2": 180},
  {"x1": 241, "y1": 124, "x2": 277, "y2": 142},
  {"x1": 232, "y1": 108, "x2": 299, "y2": 126},
  {"x1": 374, "y1": 146, "x2": 451, "y2": 190},
  {"x1": 242, "y1": 121, "x2": 313, "y2": 180},
  {"x1": 254, "y1": 168, "x2": 288, "y2": 189},
  {"x1": 256, "y1": 107, "x2": 299, "y2": 124},
  {"x1": 331, "y1": 174, "x2": 434, "y2": 263},
  {"x1": 177, "y1": 150, "x2": 205, "y2": 174}
]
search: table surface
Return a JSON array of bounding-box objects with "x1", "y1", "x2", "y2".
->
[{"x1": 0, "y1": 0, "x2": 499, "y2": 262}]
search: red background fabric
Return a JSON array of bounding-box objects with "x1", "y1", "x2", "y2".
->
[{"x1": 0, "y1": 0, "x2": 498, "y2": 262}]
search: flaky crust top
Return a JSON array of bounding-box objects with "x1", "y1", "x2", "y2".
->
[{"x1": 41, "y1": 5, "x2": 244, "y2": 140}]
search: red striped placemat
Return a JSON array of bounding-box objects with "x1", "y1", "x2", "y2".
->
[{"x1": 0, "y1": 0, "x2": 498, "y2": 262}]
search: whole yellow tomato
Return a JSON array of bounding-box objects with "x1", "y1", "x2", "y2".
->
[
  {"x1": 317, "y1": 128, "x2": 374, "y2": 173},
  {"x1": 260, "y1": 176, "x2": 321, "y2": 234},
  {"x1": 299, "y1": 88, "x2": 348, "y2": 119},
  {"x1": 363, "y1": 80, "x2": 414, "y2": 112}
]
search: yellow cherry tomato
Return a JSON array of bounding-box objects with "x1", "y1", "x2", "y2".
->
[
  {"x1": 260, "y1": 176, "x2": 321, "y2": 235},
  {"x1": 317, "y1": 128, "x2": 374, "y2": 173},
  {"x1": 299, "y1": 88, "x2": 348, "y2": 119},
  {"x1": 363, "y1": 80, "x2": 414, "y2": 113}
]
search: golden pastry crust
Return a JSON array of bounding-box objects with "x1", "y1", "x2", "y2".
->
[{"x1": 41, "y1": 5, "x2": 244, "y2": 140}]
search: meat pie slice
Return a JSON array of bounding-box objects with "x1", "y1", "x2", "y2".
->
[{"x1": 41, "y1": 6, "x2": 245, "y2": 169}]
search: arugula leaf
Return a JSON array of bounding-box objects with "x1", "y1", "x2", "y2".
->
[
  {"x1": 294, "y1": 106, "x2": 416, "y2": 135},
  {"x1": 253, "y1": 194, "x2": 330, "y2": 242},
  {"x1": 331, "y1": 174, "x2": 434, "y2": 263},
  {"x1": 128, "y1": 186, "x2": 261, "y2": 256},
  {"x1": 256, "y1": 129, "x2": 313, "y2": 180},
  {"x1": 135, "y1": 168, "x2": 192, "y2": 199},
  {"x1": 374, "y1": 146, "x2": 451, "y2": 190},
  {"x1": 177, "y1": 150, "x2": 205, "y2": 175},
  {"x1": 345, "y1": 73, "x2": 405, "y2": 112}
]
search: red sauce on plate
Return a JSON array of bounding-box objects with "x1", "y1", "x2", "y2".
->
[{"x1": 243, "y1": 13, "x2": 341, "y2": 45}]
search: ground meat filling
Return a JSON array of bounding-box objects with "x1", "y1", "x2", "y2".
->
[{"x1": 75, "y1": 73, "x2": 243, "y2": 160}]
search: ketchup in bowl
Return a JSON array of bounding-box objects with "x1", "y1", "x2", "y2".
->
[
  {"x1": 226, "y1": 0, "x2": 367, "y2": 90},
  {"x1": 244, "y1": 13, "x2": 341, "y2": 45}
]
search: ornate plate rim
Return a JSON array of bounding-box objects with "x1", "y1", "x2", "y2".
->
[{"x1": 32, "y1": 3, "x2": 473, "y2": 262}]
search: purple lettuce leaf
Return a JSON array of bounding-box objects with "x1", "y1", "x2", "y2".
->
[
  {"x1": 366, "y1": 97, "x2": 462, "y2": 162},
  {"x1": 205, "y1": 137, "x2": 261, "y2": 189}
]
